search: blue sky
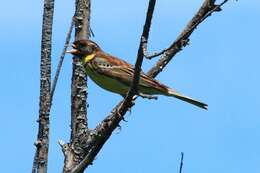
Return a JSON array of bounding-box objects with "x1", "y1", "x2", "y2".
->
[{"x1": 0, "y1": 0, "x2": 259, "y2": 172}]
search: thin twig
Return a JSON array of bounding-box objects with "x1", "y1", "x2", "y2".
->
[
  {"x1": 123, "y1": 0, "x2": 156, "y2": 101},
  {"x1": 50, "y1": 18, "x2": 74, "y2": 102},
  {"x1": 179, "y1": 152, "x2": 184, "y2": 173}
]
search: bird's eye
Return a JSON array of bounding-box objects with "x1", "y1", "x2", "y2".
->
[
  {"x1": 86, "y1": 46, "x2": 93, "y2": 53},
  {"x1": 78, "y1": 44, "x2": 93, "y2": 54}
]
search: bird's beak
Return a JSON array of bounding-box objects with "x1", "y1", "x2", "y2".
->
[{"x1": 66, "y1": 43, "x2": 80, "y2": 55}]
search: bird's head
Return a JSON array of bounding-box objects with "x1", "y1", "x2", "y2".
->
[{"x1": 67, "y1": 40, "x2": 101, "y2": 58}]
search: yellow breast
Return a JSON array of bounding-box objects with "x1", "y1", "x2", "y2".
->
[{"x1": 83, "y1": 53, "x2": 96, "y2": 64}]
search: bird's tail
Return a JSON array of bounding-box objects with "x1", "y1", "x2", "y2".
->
[{"x1": 167, "y1": 88, "x2": 208, "y2": 110}]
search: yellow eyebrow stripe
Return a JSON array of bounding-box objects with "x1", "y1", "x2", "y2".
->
[{"x1": 83, "y1": 53, "x2": 96, "y2": 63}]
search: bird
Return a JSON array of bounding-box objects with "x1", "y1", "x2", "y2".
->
[{"x1": 66, "y1": 39, "x2": 208, "y2": 110}]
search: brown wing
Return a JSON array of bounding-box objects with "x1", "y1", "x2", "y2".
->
[
  {"x1": 91, "y1": 53, "x2": 169, "y2": 93},
  {"x1": 95, "y1": 51, "x2": 132, "y2": 68}
]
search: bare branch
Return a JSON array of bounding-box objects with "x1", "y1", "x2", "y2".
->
[
  {"x1": 179, "y1": 152, "x2": 184, "y2": 173},
  {"x1": 124, "y1": 0, "x2": 156, "y2": 100},
  {"x1": 50, "y1": 18, "x2": 74, "y2": 102},
  {"x1": 147, "y1": 0, "x2": 230, "y2": 78},
  {"x1": 62, "y1": 0, "x2": 91, "y2": 172},
  {"x1": 71, "y1": 0, "x2": 90, "y2": 146},
  {"x1": 32, "y1": 0, "x2": 54, "y2": 172},
  {"x1": 142, "y1": 0, "x2": 229, "y2": 60}
]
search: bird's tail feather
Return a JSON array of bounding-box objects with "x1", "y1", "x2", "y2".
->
[{"x1": 167, "y1": 89, "x2": 208, "y2": 110}]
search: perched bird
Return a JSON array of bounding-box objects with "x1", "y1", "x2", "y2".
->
[{"x1": 67, "y1": 40, "x2": 207, "y2": 109}]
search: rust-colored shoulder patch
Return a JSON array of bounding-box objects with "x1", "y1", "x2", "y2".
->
[{"x1": 95, "y1": 51, "x2": 133, "y2": 68}]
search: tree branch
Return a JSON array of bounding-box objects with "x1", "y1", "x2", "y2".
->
[
  {"x1": 50, "y1": 18, "x2": 74, "y2": 102},
  {"x1": 32, "y1": 0, "x2": 54, "y2": 173},
  {"x1": 61, "y1": 0, "x2": 91, "y2": 173},
  {"x1": 147, "y1": 0, "x2": 230, "y2": 77},
  {"x1": 179, "y1": 152, "x2": 184, "y2": 173},
  {"x1": 142, "y1": 0, "x2": 227, "y2": 60}
]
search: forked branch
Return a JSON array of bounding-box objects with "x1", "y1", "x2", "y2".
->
[
  {"x1": 143, "y1": 0, "x2": 229, "y2": 61},
  {"x1": 147, "y1": 0, "x2": 230, "y2": 77}
]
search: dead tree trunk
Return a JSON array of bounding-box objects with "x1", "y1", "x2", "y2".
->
[
  {"x1": 60, "y1": 0, "x2": 91, "y2": 173},
  {"x1": 32, "y1": 0, "x2": 55, "y2": 173}
]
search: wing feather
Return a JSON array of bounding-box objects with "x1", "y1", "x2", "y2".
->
[{"x1": 90, "y1": 55, "x2": 168, "y2": 94}]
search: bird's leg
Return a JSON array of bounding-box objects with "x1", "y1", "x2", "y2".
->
[{"x1": 138, "y1": 93, "x2": 158, "y2": 100}]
